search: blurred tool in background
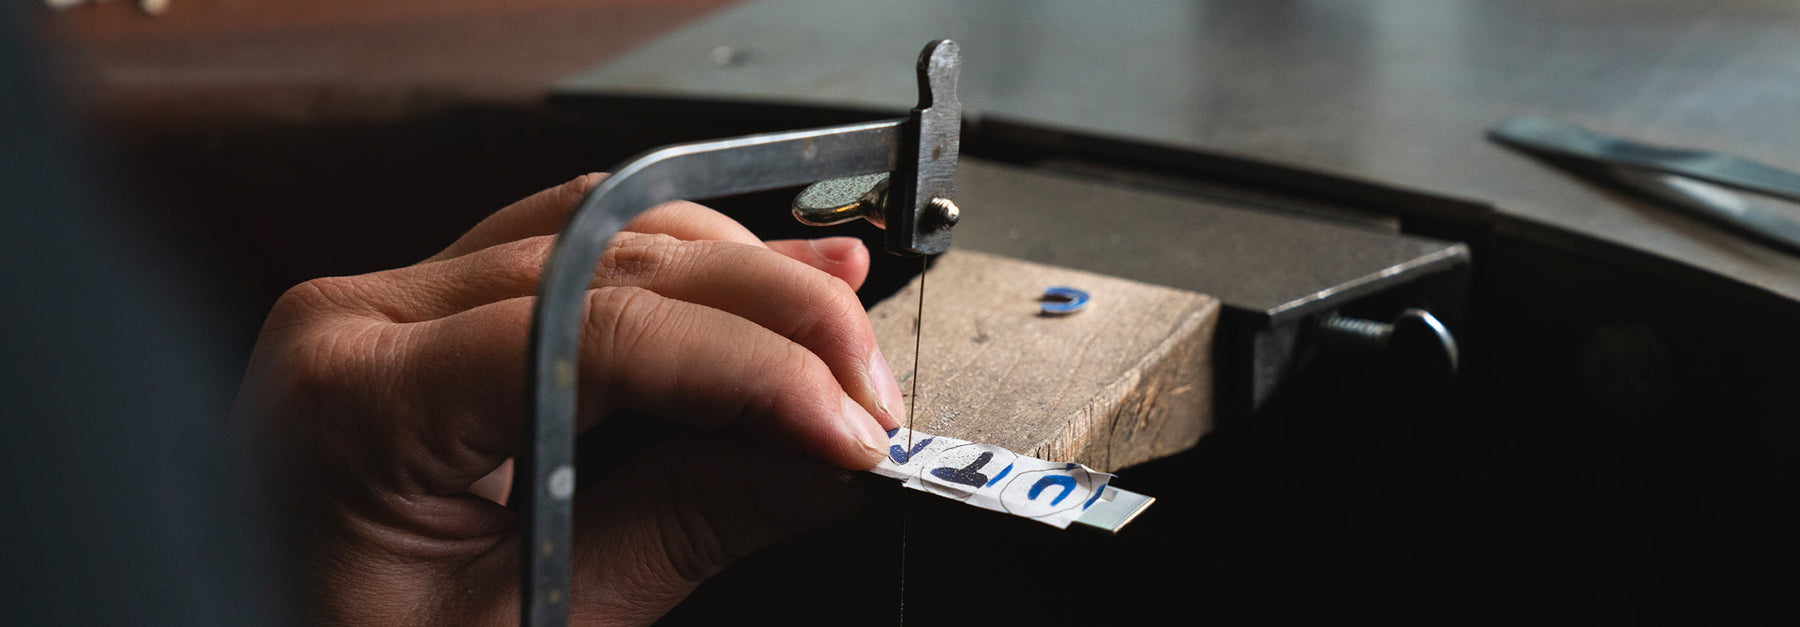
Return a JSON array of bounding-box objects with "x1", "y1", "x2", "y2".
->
[{"x1": 0, "y1": 4, "x2": 290, "y2": 624}]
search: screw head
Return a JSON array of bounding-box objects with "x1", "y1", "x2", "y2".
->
[
  {"x1": 929, "y1": 197, "x2": 960, "y2": 227},
  {"x1": 547, "y1": 465, "x2": 575, "y2": 500}
]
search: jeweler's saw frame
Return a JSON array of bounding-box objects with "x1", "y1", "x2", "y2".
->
[
  {"x1": 520, "y1": 40, "x2": 1148, "y2": 626},
  {"x1": 522, "y1": 39, "x2": 961, "y2": 627}
]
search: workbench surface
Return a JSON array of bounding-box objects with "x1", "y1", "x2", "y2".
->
[{"x1": 560, "y1": 0, "x2": 1800, "y2": 311}]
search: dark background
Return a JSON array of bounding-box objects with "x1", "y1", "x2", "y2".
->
[{"x1": 10, "y1": 1, "x2": 1800, "y2": 624}]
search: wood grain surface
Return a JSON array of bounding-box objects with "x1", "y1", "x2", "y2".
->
[{"x1": 868, "y1": 250, "x2": 1219, "y2": 473}]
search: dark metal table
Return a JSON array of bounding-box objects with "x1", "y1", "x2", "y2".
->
[{"x1": 556, "y1": 0, "x2": 1800, "y2": 313}]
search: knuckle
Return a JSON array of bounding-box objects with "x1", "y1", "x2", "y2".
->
[
  {"x1": 759, "y1": 337, "x2": 819, "y2": 378},
  {"x1": 486, "y1": 237, "x2": 553, "y2": 284},
  {"x1": 786, "y1": 270, "x2": 869, "y2": 347},
  {"x1": 725, "y1": 338, "x2": 827, "y2": 425},
  {"x1": 274, "y1": 277, "x2": 352, "y2": 316},
  {"x1": 566, "y1": 171, "x2": 606, "y2": 195},
  {"x1": 597, "y1": 232, "x2": 687, "y2": 285},
  {"x1": 765, "y1": 340, "x2": 832, "y2": 397},
  {"x1": 264, "y1": 277, "x2": 375, "y2": 332},
  {"x1": 263, "y1": 280, "x2": 409, "y2": 402},
  {"x1": 781, "y1": 342, "x2": 832, "y2": 390},
  {"x1": 638, "y1": 199, "x2": 721, "y2": 227}
]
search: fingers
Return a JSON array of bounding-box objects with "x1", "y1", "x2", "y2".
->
[
  {"x1": 622, "y1": 200, "x2": 765, "y2": 247},
  {"x1": 359, "y1": 235, "x2": 562, "y2": 322},
  {"x1": 594, "y1": 234, "x2": 901, "y2": 430},
  {"x1": 396, "y1": 286, "x2": 889, "y2": 495},
  {"x1": 427, "y1": 173, "x2": 604, "y2": 263},
  {"x1": 359, "y1": 233, "x2": 903, "y2": 435},
  {"x1": 417, "y1": 175, "x2": 870, "y2": 326},
  {"x1": 766, "y1": 237, "x2": 871, "y2": 291},
  {"x1": 372, "y1": 233, "x2": 875, "y2": 325},
  {"x1": 428, "y1": 173, "x2": 766, "y2": 263}
]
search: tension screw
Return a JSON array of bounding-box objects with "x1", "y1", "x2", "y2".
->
[{"x1": 929, "y1": 197, "x2": 960, "y2": 227}]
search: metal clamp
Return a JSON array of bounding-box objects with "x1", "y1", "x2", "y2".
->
[{"x1": 791, "y1": 41, "x2": 962, "y2": 256}]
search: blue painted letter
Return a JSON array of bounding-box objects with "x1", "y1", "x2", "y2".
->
[
  {"x1": 889, "y1": 437, "x2": 934, "y2": 464},
  {"x1": 984, "y1": 463, "x2": 1014, "y2": 487},
  {"x1": 1029, "y1": 475, "x2": 1078, "y2": 506},
  {"x1": 930, "y1": 452, "x2": 994, "y2": 487}
]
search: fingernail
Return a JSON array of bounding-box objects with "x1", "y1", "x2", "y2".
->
[
  {"x1": 811, "y1": 237, "x2": 864, "y2": 262},
  {"x1": 842, "y1": 394, "x2": 891, "y2": 460},
  {"x1": 867, "y1": 347, "x2": 907, "y2": 430}
]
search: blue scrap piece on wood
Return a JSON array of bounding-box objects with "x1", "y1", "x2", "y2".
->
[{"x1": 1040, "y1": 286, "x2": 1091, "y2": 315}]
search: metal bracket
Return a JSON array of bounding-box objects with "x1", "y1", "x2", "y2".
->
[
  {"x1": 889, "y1": 40, "x2": 962, "y2": 256},
  {"x1": 791, "y1": 40, "x2": 962, "y2": 256},
  {"x1": 521, "y1": 40, "x2": 961, "y2": 626}
]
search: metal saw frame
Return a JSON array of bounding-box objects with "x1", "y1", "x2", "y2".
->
[{"x1": 520, "y1": 40, "x2": 961, "y2": 627}]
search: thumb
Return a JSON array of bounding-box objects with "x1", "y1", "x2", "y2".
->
[{"x1": 569, "y1": 431, "x2": 865, "y2": 625}]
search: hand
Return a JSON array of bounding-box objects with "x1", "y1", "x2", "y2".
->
[{"x1": 233, "y1": 174, "x2": 908, "y2": 625}]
